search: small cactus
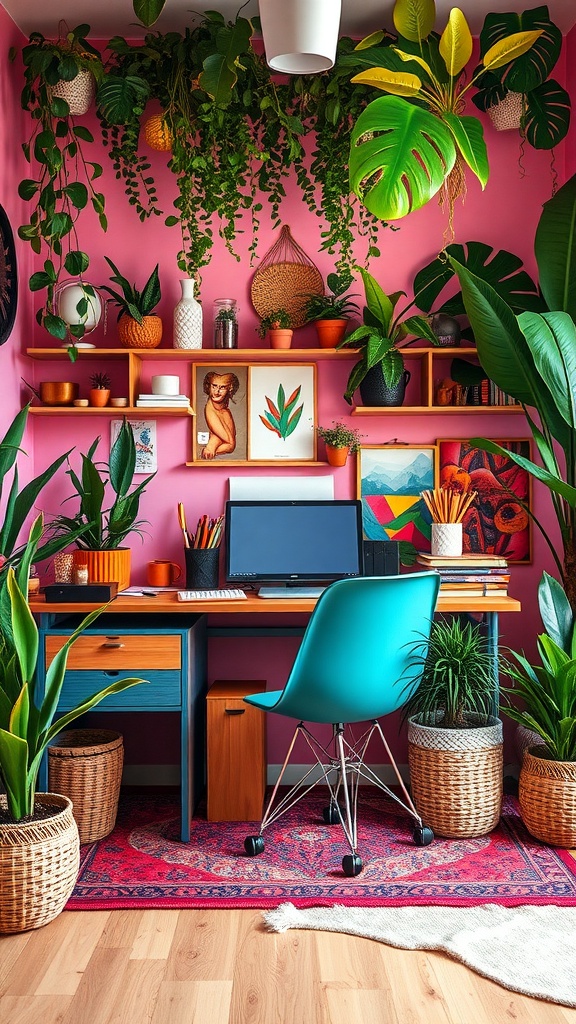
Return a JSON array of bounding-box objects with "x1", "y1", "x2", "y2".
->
[{"x1": 90, "y1": 371, "x2": 111, "y2": 390}]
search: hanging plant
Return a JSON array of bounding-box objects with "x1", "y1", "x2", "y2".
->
[{"x1": 18, "y1": 24, "x2": 107, "y2": 349}]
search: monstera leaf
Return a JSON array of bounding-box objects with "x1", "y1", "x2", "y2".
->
[
  {"x1": 413, "y1": 241, "x2": 545, "y2": 317},
  {"x1": 524, "y1": 79, "x2": 571, "y2": 149},
  {"x1": 479, "y1": 7, "x2": 562, "y2": 93},
  {"x1": 349, "y1": 95, "x2": 457, "y2": 220}
]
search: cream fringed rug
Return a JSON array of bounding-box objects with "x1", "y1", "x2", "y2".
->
[{"x1": 264, "y1": 902, "x2": 576, "y2": 1007}]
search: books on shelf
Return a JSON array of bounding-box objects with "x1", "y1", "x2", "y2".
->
[
  {"x1": 417, "y1": 551, "x2": 510, "y2": 597},
  {"x1": 439, "y1": 587, "x2": 508, "y2": 598},
  {"x1": 417, "y1": 553, "x2": 508, "y2": 568},
  {"x1": 136, "y1": 393, "x2": 191, "y2": 408}
]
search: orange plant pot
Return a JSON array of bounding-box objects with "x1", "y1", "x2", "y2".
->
[
  {"x1": 74, "y1": 548, "x2": 131, "y2": 593},
  {"x1": 315, "y1": 319, "x2": 348, "y2": 348},
  {"x1": 269, "y1": 329, "x2": 293, "y2": 349},
  {"x1": 88, "y1": 389, "x2": 110, "y2": 408},
  {"x1": 118, "y1": 314, "x2": 163, "y2": 349},
  {"x1": 325, "y1": 445, "x2": 349, "y2": 467}
]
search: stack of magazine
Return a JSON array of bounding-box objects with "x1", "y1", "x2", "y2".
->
[
  {"x1": 136, "y1": 392, "x2": 191, "y2": 409},
  {"x1": 416, "y1": 552, "x2": 510, "y2": 597}
]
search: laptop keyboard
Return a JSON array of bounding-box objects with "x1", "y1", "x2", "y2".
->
[{"x1": 177, "y1": 589, "x2": 247, "y2": 601}]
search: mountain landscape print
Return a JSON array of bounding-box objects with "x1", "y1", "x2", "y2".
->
[{"x1": 358, "y1": 446, "x2": 437, "y2": 547}]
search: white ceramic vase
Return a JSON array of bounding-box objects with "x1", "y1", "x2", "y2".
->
[
  {"x1": 173, "y1": 279, "x2": 203, "y2": 349},
  {"x1": 431, "y1": 522, "x2": 463, "y2": 557}
]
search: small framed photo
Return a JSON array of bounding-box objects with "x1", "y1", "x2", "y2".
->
[
  {"x1": 248, "y1": 364, "x2": 316, "y2": 462},
  {"x1": 192, "y1": 364, "x2": 249, "y2": 463},
  {"x1": 437, "y1": 438, "x2": 532, "y2": 563},
  {"x1": 111, "y1": 419, "x2": 157, "y2": 473},
  {"x1": 357, "y1": 444, "x2": 438, "y2": 548}
]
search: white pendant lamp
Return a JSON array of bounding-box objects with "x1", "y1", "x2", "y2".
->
[
  {"x1": 56, "y1": 280, "x2": 103, "y2": 349},
  {"x1": 259, "y1": 0, "x2": 342, "y2": 74}
]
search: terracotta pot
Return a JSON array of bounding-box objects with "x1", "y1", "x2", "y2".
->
[
  {"x1": 325, "y1": 444, "x2": 348, "y2": 467},
  {"x1": 315, "y1": 318, "x2": 348, "y2": 348},
  {"x1": 118, "y1": 314, "x2": 163, "y2": 349},
  {"x1": 74, "y1": 547, "x2": 131, "y2": 593},
  {"x1": 88, "y1": 388, "x2": 110, "y2": 408},
  {"x1": 269, "y1": 329, "x2": 293, "y2": 349}
]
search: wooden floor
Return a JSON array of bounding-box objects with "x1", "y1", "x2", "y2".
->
[{"x1": 1, "y1": 907, "x2": 575, "y2": 1023}]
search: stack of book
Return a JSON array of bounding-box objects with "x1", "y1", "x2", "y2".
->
[
  {"x1": 136, "y1": 392, "x2": 191, "y2": 409},
  {"x1": 416, "y1": 552, "x2": 510, "y2": 597}
]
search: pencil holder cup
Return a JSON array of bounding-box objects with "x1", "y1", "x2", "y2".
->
[
  {"x1": 185, "y1": 547, "x2": 220, "y2": 589},
  {"x1": 431, "y1": 523, "x2": 463, "y2": 558}
]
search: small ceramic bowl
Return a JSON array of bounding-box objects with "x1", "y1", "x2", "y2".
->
[
  {"x1": 110, "y1": 397, "x2": 128, "y2": 408},
  {"x1": 73, "y1": 399, "x2": 89, "y2": 407}
]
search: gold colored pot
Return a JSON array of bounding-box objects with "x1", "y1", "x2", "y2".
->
[{"x1": 38, "y1": 382, "x2": 79, "y2": 406}]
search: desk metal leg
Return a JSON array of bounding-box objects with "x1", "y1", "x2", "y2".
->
[{"x1": 486, "y1": 611, "x2": 499, "y2": 717}]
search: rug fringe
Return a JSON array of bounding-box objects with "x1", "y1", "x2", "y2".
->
[{"x1": 264, "y1": 902, "x2": 302, "y2": 932}]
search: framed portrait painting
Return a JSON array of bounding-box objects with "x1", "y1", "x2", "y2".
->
[
  {"x1": 192, "y1": 364, "x2": 249, "y2": 463},
  {"x1": 437, "y1": 438, "x2": 532, "y2": 563},
  {"x1": 357, "y1": 445, "x2": 438, "y2": 548}
]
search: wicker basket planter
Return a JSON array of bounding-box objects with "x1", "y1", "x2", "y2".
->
[
  {"x1": 519, "y1": 748, "x2": 576, "y2": 847},
  {"x1": 407, "y1": 715, "x2": 503, "y2": 838},
  {"x1": 118, "y1": 313, "x2": 163, "y2": 349},
  {"x1": 0, "y1": 794, "x2": 79, "y2": 934},
  {"x1": 48, "y1": 730, "x2": 124, "y2": 843},
  {"x1": 50, "y1": 69, "x2": 95, "y2": 116}
]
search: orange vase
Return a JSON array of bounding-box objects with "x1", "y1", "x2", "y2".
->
[
  {"x1": 88, "y1": 389, "x2": 110, "y2": 408},
  {"x1": 269, "y1": 329, "x2": 293, "y2": 349},
  {"x1": 118, "y1": 314, "x2": 163, "y2": 349},
  {"x1": 325, "y1": 445, "x2": 349, "y2": 467},
  {"x1": 74, "y1": 548, "x2": 131, "y2": 593},
  {"x1": 315, "y1": 319, "x2": 348, "y2": 348}
]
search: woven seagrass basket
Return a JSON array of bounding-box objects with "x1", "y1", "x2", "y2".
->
[
  {"x1": 251, "y1": 225, "x2": 324, "y2": 329},
  {"x1": 488, "y1": 91, "x2": 523, "y2": 131},
  {"x1": 519, "y1": 748, "x2": 576, "y2": 847},
  {"x1": 50, "y1": 69, "x2": 95, "y2": 116},
  {"x1": 48, "y1": 729, "x2": 124, "y2": 843},
  {"x1": 408, "y1": 715, "x2": 503, "y2": 838},
  {"x1": 0, "y1": 794, "x2": 79, "y2": 934}
]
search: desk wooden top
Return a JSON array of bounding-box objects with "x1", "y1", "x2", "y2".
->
[{"x1": 30, "y1": 592, "x2": 522, "y2": 616}]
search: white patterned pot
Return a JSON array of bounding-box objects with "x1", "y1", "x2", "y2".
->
[
  {"x1": 431, "y1": 522, "x2": 463, "y2": 557},
  {"x1": 174, "y1": 279, "x2": 203, "y2": 349}
]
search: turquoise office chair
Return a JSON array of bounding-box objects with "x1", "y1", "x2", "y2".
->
[{"x1": 243, "y1": 572, "x2": 440, "y2": 877}]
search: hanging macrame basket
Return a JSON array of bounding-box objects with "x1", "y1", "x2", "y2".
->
[
  {"x1": 251, "y1": 225, "x2": 324, "y2": 329},
  {"x1": 488, "y1": 92, "x2": 523, "y2": 132},
  {"x1": 50, "y1": 69, "x2": 95, "y2": 116}
]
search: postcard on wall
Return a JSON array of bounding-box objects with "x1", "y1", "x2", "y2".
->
[
  {"x1": 248, "y1": 364, "x2": 316, "y2": 461},
  {"x1": 437, "y1": 438, "x2": 532, "y2": 563},
  {"x1": 111, "y1": 420, "x2": 157, "y2": 474},
  {"x1": 192, "y1": 364, "x2": 249, "y2": 463},
  {"x1": 357, "y1": 445, "x2": 438, "y2": 549}
]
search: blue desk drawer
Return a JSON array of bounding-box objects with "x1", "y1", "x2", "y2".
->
[{"x1": 58, "y1": 670, "x2": 181, "y2": 710}]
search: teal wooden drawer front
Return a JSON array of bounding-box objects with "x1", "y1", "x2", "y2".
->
[{"x1": 58, "y1": 670, "x2": 181, "y2": 710}]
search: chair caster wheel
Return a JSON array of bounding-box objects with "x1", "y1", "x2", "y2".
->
[
  {"x1": 323, "y1": 803, "x2": 342, "y2": 824},
  {"x1": 244, "y1": 835, "x2": 265, "y2": 856},
  {"x1": 413, "y1": 825, "x2": 434, "y2": 846},
  {"x1": 342, "y1": 854, "x2": 363, "y2": 877}
]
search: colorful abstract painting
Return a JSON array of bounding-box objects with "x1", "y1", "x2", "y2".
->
[
  {"x1": 357, "y1": 445, "x2": 437, "y2": 549},
  {"x1": 437, "y1": 439, "x2": 532, "y2": 563}
]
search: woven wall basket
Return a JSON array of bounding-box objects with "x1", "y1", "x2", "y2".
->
[
  {"x1": 519, "y1": 748, "x2": 576, "y2": 847},
  {"x1": 407, "y1": 716, "x2": 503, "y2": 838},
  {"x1": 48, "y1": 729, "x2": 124, "y2": 843},
  {"x1": 0, "y1": 794, "x2": 79, "y2": 934},
  {"x1": 251, "y1": 225, "x2": 324, "y2": 329},
  {"x1": 488, "y1": 91, "x2": 523, "y2": 131}
]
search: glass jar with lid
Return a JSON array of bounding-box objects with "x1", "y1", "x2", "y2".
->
[{"x1": 213, "y1": 298, "x2": 238, "y2": 349}]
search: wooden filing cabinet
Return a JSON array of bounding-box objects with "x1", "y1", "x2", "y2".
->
[{"x1": 207, "y1": 679, "x2": 267, "y2": 821}]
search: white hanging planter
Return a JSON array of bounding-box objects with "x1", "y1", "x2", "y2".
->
[{"x1": 259, "y1": 0, "x2": 342, "y2": 74}]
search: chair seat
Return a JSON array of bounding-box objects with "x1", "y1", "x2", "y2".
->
[{"x1": 244, "y1": 689, "x2": 283, "y2": 712}]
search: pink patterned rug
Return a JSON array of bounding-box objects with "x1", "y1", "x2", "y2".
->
[{"x1": 67, "y1": 792, "x2": 576, "y2": 910}]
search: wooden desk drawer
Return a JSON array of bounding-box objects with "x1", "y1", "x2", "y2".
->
[
  {"x1": 58, "y1": 670, "x2": 181, "y2": 709},
  {"x1": 45, "y1": 634, "x2": 181, "y2": 671}
]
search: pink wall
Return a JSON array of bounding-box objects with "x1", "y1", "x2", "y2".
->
[{"x1": 7, "y1": 25, "x2": 575, "y2": 766}]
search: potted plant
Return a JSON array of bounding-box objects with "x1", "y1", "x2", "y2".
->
[
  {"x1": 0, "y1": 526, "x2": 146, "y2": 934},
  {"x1": 257, "y1": 309, "x2": 293, "y2": 349},
  {"x1": 88, "y1": 371, "x2": 111, "y2": 407},
  {"x1": 303, "y1": 273, "x2": 360, "y2": 347},
  {"x1": 101, "y1": 257, "x2": 162, "y2": 349},
  {"x1": 403, "y1": 616, "x2": 503, "y2": 838},
  {"x1": 500, "y1": 572, "x2": 576, "y2": 847},
  {"x1": 337, "y1": 268, "x2": 437, "y2": 406},
  {"x1": 48, "y1": 418, "x2": 156, "y2": 592},
  {"x1": 317, "y1": 421, "x2": 365, "y2": 467}
]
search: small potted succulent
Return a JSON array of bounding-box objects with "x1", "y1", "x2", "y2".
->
[
  {"x1": 101, "y1": 258, "x2": 162, "y2": 349},
  {"x1": 88, "y1": 371, "x2": 111, "y2": 407},
  {"x1": 257, "y1": 309, "x2": 293, "y2": 349},
  {"x1": 303, "y1": 273, "x2": 360, "y2": 347},
  {"x1": 317, "y1": 421, "x2": 365, "y2": 467}
]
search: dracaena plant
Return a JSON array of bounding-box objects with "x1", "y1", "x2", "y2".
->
[{"x1": 346, "y1": 0, "x2": 541, "y2": 230}]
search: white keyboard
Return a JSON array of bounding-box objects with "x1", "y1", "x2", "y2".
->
[{"x1": 177, "y1": 588, "x2": 247, "y2": 601}]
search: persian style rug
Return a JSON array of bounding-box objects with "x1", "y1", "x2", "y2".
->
[{"x1": 66, "y1": 791, "x2": 576, "y2": 911}]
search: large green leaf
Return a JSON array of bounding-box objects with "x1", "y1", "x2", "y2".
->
[
  {"x1": 538, "y1": 571, "x2": 574, "y2": 652},
  {"x1": 524, "y1": 79, "x2": 570, "y2": 150},
  {"x1": 96, "y1": 75, "x2": 150, "y2": 125},
  {"x1": 360, "y1": 269, "x2": 394, "y2": 332},
  {"x1": 479, "y1": 7, "x2": 562, "y2": 92},
  {"x1": 442, "y1": 113, "x2": 488, "y2": 188},
  {"x1": 133, "y1": 0, "x2": 167, "y2": 27},
  {"x1": 535, "y1": 172, "x2": 576, "y2": 318},
  {"x1": 413, "y1": 241, "x2": 544, "y2": 316},
  {"x1": 0, "y1": 450, "x2": 72, "y2": 557},
  {"x1": 469, "y1": 437, "x2": 576, "y2": 505},
  {"x1": 517, "y1": 311, "x2": 576, "y2": 432},
  {"x1": 349, "y1": 95, "x2": 456, "y2": 220},
  {"x1": 109, "y1": 420, "x2": 136, "y2": 496},
  {"x1": 393, "y1": 0, "x2": 436, "y2": 43}
]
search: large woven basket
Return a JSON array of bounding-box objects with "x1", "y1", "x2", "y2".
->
[
  {"x1": 0, "y1": 793, "x2": 79, "y2": 934},
  {"x1": 488, "y1": 91, "x2": 523, "y2": 131},
  {"x1": 251, "y1": 224, "x2": 324, "y2": 329},
  {"x1": 519, "y1": 748, "x2": 576, "y2": 847},
  {"x1": 48, "y1": 730, "x2": 124, "y2": 843},
  {"x1": 408, "y1": 716, "x2": 503, "y2": 838},
  {"x1": 50, "y1": 69, "x2": 95, "y2": 116}
]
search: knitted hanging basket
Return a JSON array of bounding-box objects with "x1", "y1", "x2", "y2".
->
[
  {"x1": 488, "y1": 92, "x2": 523, "y2": 132},
  {"x1": 251, "y1": 225, "x2": 324, "y2": 329}
]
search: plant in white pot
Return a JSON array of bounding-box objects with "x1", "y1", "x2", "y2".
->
[
  {"x1": 0, "y1": 520, "x2": 146, "y2": 933},
  {"x1": 403, "y1": 616, "x2": 503, "y2": 838}
]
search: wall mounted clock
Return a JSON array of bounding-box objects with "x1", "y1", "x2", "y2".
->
[{"x1": 0, "y1": 204, "x2": 17, "y2": 345}]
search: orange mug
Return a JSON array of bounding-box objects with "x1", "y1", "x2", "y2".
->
[{"x1": 147, "y1": 560, "x2": 182, "y2": 587}]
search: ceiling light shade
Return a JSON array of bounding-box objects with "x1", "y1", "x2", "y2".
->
[{"x1": 259, "y1": 0, "x2": 342, "y2": 74}]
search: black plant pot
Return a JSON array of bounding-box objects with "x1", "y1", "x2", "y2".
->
[{"x1": 359, "y1": 366, "x2": 411, "y2": 407}]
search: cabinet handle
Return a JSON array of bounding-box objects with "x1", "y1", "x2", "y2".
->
[
  {"x1": 225, "y1": 708, "x2": 245, "y2": 716},
  {"x1": 102, "y1": 641, "x2": 125, "y2": 649}
]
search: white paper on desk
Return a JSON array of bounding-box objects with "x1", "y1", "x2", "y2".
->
[
  {"x1": 229, "y1": 476, "x2": 334, "y2": 500},
  {"x1": 121, "y1": 586, "x2": 180, "y2": 594}
]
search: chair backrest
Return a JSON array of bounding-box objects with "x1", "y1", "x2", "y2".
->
[{"x1": 270, "y1": 573, "x2": 440, "y2": 724}]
